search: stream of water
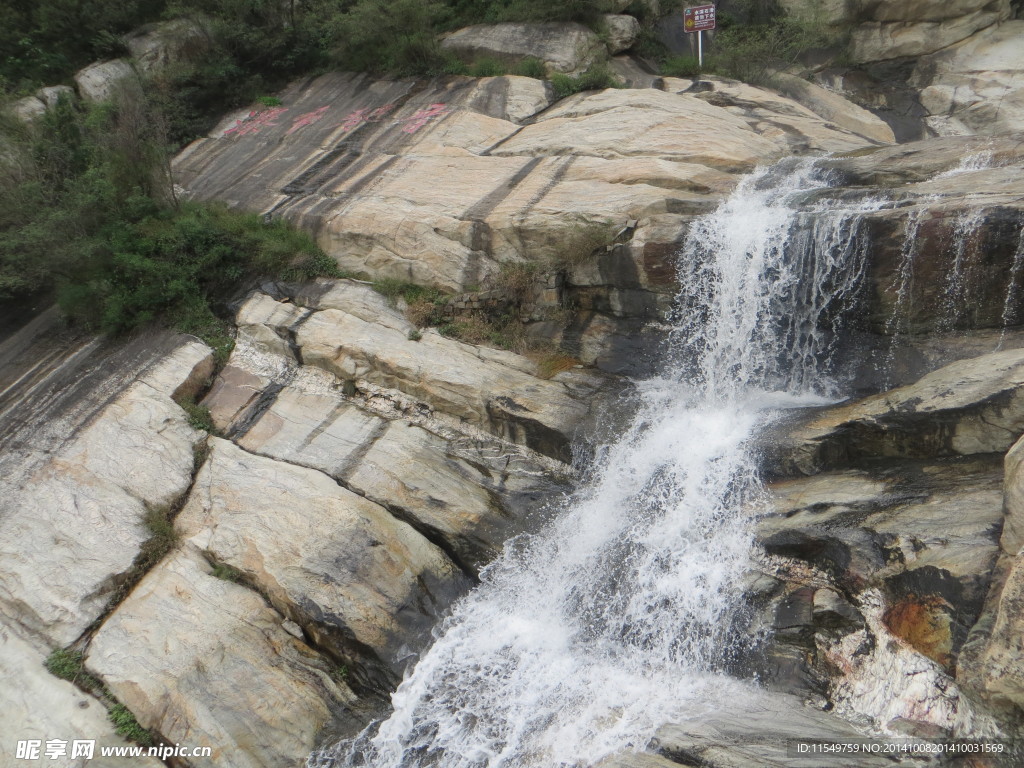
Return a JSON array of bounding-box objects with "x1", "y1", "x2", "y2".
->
[{"x1": 307, "y1": 162, "x2": 891, "y2": 768}]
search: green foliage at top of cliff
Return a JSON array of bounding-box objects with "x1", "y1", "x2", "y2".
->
[
  {"x1": 2, "y1": 1, "x2": 630, "y2": 144},
  {"x1": 0, "y1": 89, "x2": 338, "y2": 342},
  {"x1": 0, "y1": 0, "x2": 162, "y2": 91}
]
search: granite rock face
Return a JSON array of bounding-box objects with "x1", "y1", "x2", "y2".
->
[
  {"x1": 87, "y1": 547, "x2": 358, "y2": 768},
  {"x1": 911, "y1": 20, "x2": 1024, "y2": 137},
  {"x1": 173, "y1": 73, "x2": 890, "y2": 298},
  {"x1": 176, "y1": 437, "x2": 470, "y2": 687},
  {"x1": 848, "y1": 0, "x2": 1012, "y2": 63},
  {"x1": 0, "y1": 341, "x2": 213, "y2": 647},
  {"x1": 1, "y1": 618, "x2": 164, "y2": 768},
  {"x1": 173, "y1": 71, "x2": 890, "y2": 374},
  {"x1": 766, "y1": 349, "x2": 1024, "y2": 477},
  {"x1": 73, "y1": 59, "x2": 135, "y2": 102},
  {"x1": 124, "y1": 18, "x2": 210, "y2": 74},
  {"x1": 440, "y1": 22, "x2": 606, "y2": 74}
]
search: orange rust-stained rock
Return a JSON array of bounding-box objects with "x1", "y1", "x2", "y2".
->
[{"x1": 883, "y1": 595, "x2": 955, "y2": 669}]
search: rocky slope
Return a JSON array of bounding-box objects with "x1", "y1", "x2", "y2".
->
[{"x1": 5, "y1": 6, "x2": 1024, "y2": 768}]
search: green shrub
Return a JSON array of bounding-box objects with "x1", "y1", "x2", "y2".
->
[
  {"x1": 553, "y1": 222, "x2": 615, "y2": 269},
  {"x1": 0, "y1": 1, "x2": 161, "y2": 88},
  {"x1": 706, "y1": 7, "x2": 841, "y2": 84},
  {"x1": 662, "y1": 55, "x2": 701, "y2": 78},
  {"x1": 1, "y1": 87, "x2": 338, "y2": 332},
  {"x1": 549, "y1": 63, "x2": 621, "y2": 99},
  {"x1": 469, "y1": 57, "x2": 507, "y2": 78},
  {"x1": 141, "y1": 505, "x2": 178, "y2": 562},
  {"x1": 211, "y1": 561, "x2": 244, "y2": 582},
  {"x1": 514, "y1": 57, "x2": 547, "y2": 80},
  {"x1": 329, "y1": 0, "x2": 450, "y2": 75}
]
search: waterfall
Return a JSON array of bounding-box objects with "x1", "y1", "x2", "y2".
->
[
  {"x1": 998, "y1": 228, "x2": 1024, "y2": 349},
  {"x1": 309, "y1": 162, "x2": 877, "y2": 768},
  {"x1": 939, "y1": 208, "x2": 986, "y2": 332}
]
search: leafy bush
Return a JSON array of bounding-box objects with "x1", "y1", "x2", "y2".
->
[
  {"x1": 514, "y1": 57, "x2": 547, "y2": 80},
  {"x1": 0, "y1": 1, "x2": 161, "y2": 90},
  {"x1": 662, "y1": 55, "x2": 701, "y2": 78},
  {"x1": 1, "y1": 90, "x2": 336, "y2": 354},
  {"x1": 211, "y1": 561, "x2": 244, "y2": 582},
  {"x1": 178, "y1": 395, "x2": 215, "y2": 432},
  {"x1": 329, "y1": 0, "x2": 451, "y2": 76},
  {"x1": 469, "y1": 57, "x2": 507, "y2": 78},
  {"x1": 706, "y1": 6, "x2": 842, "y2": 84}
]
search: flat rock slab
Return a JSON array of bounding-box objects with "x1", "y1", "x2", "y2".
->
[
  {"x1": 236, "y1": 384, "x2": 565, "y2": 572},
  {"x1": 223, "y1": 283, "x2": 610, "y2": 463},
  {"x1": 601, "y1": 691, "x2": 911, "y2": 768},
  {"x1": 0, "y1": 341, "x2": 212, "y2": 646},
  {"x1": 177, "y1": 438, "x2": 470, "y2": 687},
  {"x1": 765, "y1": 348, "x2": 1024, "y2": 477},
  {"x1": 173, "y1": 72, "x2": 889, "y2": 293},
  {"x1": 87, "y1": 547, "x2": 356, "y2": 768}
]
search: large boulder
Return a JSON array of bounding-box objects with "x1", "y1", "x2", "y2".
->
[
  {"x1": 73, "y1": 59, "x2": 135, "y2": 102},
  {"x1": 10, "y1": 96, "x2": 46, "y2": 123},
  {"x1": 440, "y1": 22, "x2": 605, "y2": 74},
  {"x1": 602, "y1": 14, "x2": 640, "y2": 55},
  {"x1": 36, "y1": 85, "x2": 75, "y2": 108},
  {"x1": 87, "y1": 547, "x2": 357, "y2": 768},
  {"x1": 848, "y1": 0, "x2": 1012, "y2": 63},
  {"x1": 968, "y1": 554, "x2": 1024, "y2": 710},
  {"x1": 124, "y1": 18, "x2": 210, "y2": 74},
  {"x1": 911, "y1": 20, "x2": 1024, "y2": 136},
  {"x1": 176, "y1": 437, "x2": 471, "y2": 687}
]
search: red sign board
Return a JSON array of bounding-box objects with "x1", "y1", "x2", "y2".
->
[{"x1": 684, "y1": 4, "x2": 716, "y2": 32}]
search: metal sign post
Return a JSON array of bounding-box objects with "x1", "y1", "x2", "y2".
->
[{"x1": 683, "y1": 4, "x2": 717, "y2": 69}]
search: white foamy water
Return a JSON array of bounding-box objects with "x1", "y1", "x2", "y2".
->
[{"x1": 309, "y1": 162, "x2": 879, "y2": 768}]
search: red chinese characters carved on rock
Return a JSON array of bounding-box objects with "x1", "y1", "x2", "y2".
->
[
  {"x1": 224, "y1": 107, "x2": 289, "y2": 137},
  {"x1": 401, "y1": 103, "x2": 449, "y2": 134},
  {"x1": 339, "y1": 104, "x2": 397, "y2": 131},
  {"x1": 286, "y1": 105, "x2": 330, "y2": 135}
]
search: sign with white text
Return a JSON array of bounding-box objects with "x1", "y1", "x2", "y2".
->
[{"x1": 684, "y1": 4, "x2": 716, "y2": 32}]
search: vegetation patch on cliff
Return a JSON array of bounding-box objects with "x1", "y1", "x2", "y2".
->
[{"x1": 0, "y1": 88, "x2": 340, "y2": 348}]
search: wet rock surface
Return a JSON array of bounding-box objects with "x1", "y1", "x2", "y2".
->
[{"x1": 765, "y1": 349, "x2": 1024, "y2": 477}]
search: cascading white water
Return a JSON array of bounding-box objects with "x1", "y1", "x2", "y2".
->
[
  {"x1": 998, "y1": 228, "x2": 1024, "y2": 349},
  {"x1": 309, "y1": 161, "x2": 878, "y2": 768}
]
